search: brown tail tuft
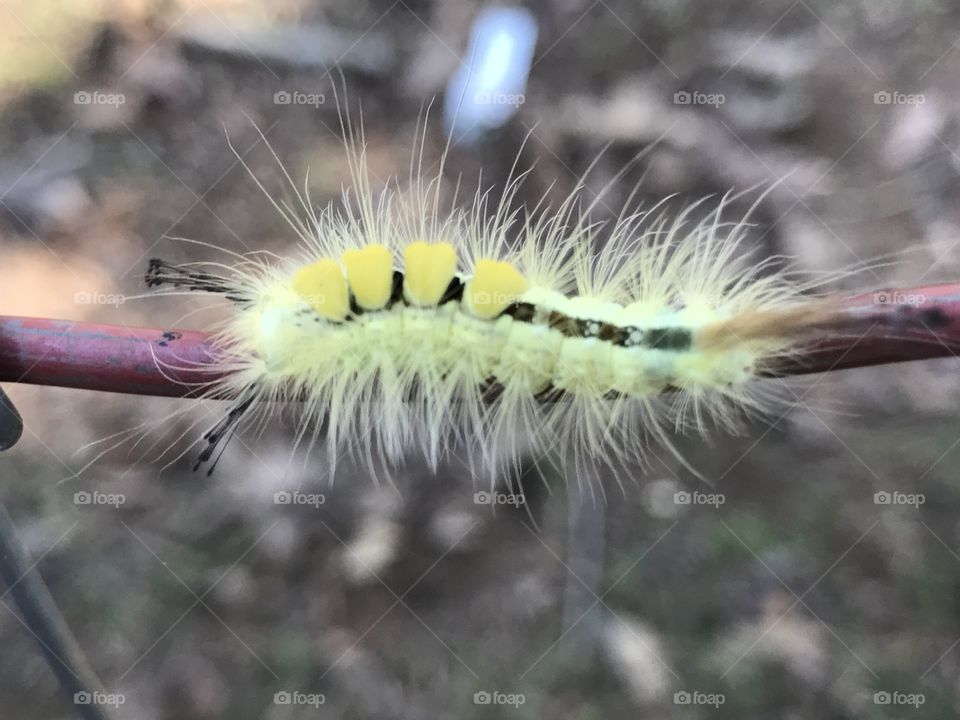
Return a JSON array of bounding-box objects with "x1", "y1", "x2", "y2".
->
[{"x1": 696, "y1": 301, "x2": 841, "y2": 351}]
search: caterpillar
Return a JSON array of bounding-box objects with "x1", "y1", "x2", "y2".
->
[{"x1": 142, "y1": 116, "x2": 841, "y2": 488}]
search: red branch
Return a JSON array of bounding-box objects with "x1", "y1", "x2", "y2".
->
[
  {"x1": 0, "y1": 317, "x2": 222, "y2": 397},
  {"x1": 771, "y1": 283, "x2": 960, "y2": 375},
  {"x1": 0, "y1": 284, "x2": 958, "y2": 397}
]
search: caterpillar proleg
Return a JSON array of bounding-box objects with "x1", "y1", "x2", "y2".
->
[{"x1": 144, "y1": 113, "x2": 843, "y2": 487}]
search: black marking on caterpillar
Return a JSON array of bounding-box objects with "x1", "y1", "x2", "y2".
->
[
  {"x1": 503, "y1": 302, "x2": 691, "y2": 350},
  {"x1": 644, "y1": 327, "x2": 693, "y2": 351},
  {"x1": 384, "y1": 270, "x2": 463, "y2": 309},
  {"x1": 348, "y1": 294, "x2": 365, "y2": 317},
  {"x1": 503, "y1": 302, "x2": 536, "y2": 322},
  {"x1": 438, "y1": 276, "x2": 465, "y2": 305},
  {"x1": 387, "y1": 270, "x2": 405, "y2": 308}
]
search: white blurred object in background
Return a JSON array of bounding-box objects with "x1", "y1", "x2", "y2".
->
[{"x1": 444, "y1": 7, "x2": 538, "y2": 142}]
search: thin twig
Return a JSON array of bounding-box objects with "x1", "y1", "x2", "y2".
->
[{"x1": 0, "y1": 503, "x2": 115, "y2": 719}]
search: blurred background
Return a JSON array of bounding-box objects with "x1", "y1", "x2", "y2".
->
[{"x1": 3, "y1": 0, "x2": 960, "y2": 717}]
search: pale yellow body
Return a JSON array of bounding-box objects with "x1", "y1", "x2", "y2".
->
[
  {"x1": 247, "y1": 290, "x2": 757, "y2": 397},
  {"x1": 206, "y1": 229, "x2": 791, "y2": 484}
]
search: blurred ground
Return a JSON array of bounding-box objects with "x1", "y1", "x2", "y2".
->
[{"x1": 3, "y1": 0, "x2": 960, "y2": 718}]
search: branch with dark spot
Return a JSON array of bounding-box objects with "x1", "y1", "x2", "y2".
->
[{"x1": 0, "y1": 317, "x2": 222, "y2": 397}]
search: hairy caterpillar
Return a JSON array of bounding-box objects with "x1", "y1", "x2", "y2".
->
[{"x1": 142, "y1": 114, "x2": 840, "y2": 488}]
